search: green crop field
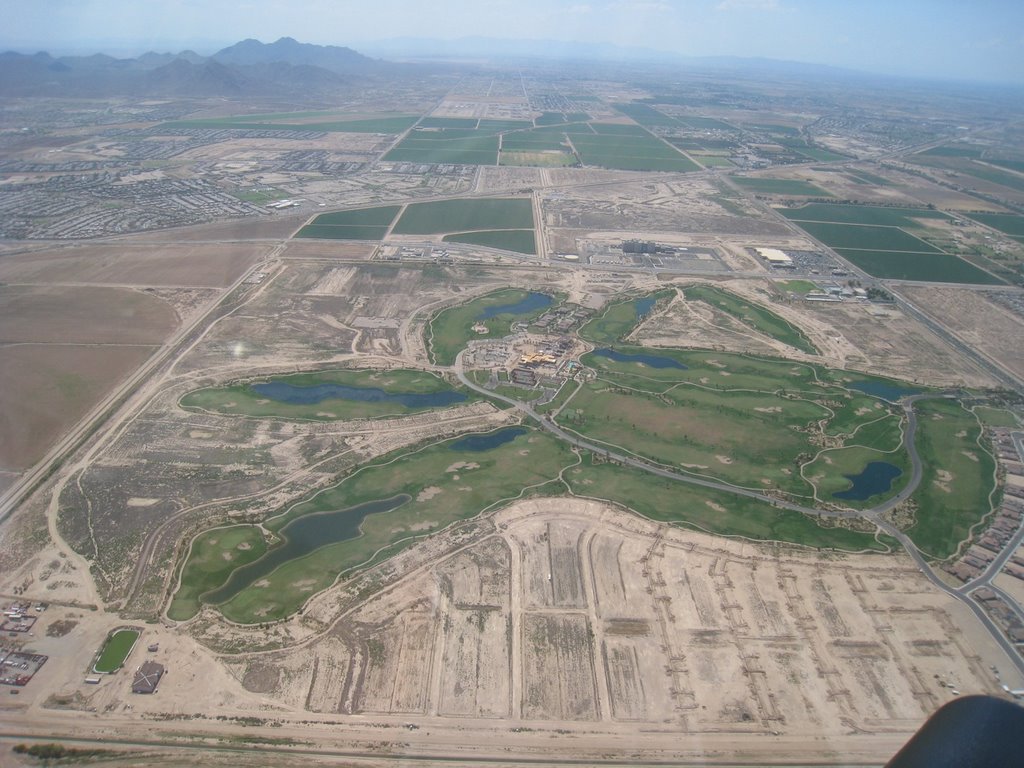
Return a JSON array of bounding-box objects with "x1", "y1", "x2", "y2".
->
[
  {"x1": 833, "y1": 249, "x2": 1004, "y2": 284},
  {"x1": 383, "y1": 128, "x2": 501, "y2": 165},
  {"x1": 418, "y1": 117, "x2": 480, "y2": 129},
  {"x1": 682, "y1": 284, "x2": 818, "y2": 354},
  {"x1": 591, "y1": 123, "x2": 656, "y2": 136},
  {"x1": 791, "y1": 145, "x2": 848, "y2": 162},
  {"x1": 442, "y1": 229, "x2": 536, "y2": 254},
  {"x1": 209, "y1": 428, "x2": 575, "y2": 623},
  {"x1": 309, "y1": 206, "x2": 401, "y2": 226},
  {"x1": 180, "y1": 369, "x2": 472, "y2": 421},
  {"x1": 565, "y1": 456, "x2": 885, "y2": 551},
  {"x1": 169, "y1": 526, "x2": 268, "y2": 620},
  {"x1": 680, "y1": 116, "x2": 734, "y2": 130},
  {"x1": 965, "y1": 212, "x2": 1024, "y2": 237},
  {"x1": 794, "y1": 221, "x2": 942, "y2": 252},
  {"x1": 566, "y1": 346, "x2": 914, "y2": 502},
  {"x1": 733, "y1": 177, "x2": 831, "y2": 196},
  {"x1": 905, "y1": 399, "x2": 997, "y2": 559},
  {"x1": 578, "y1": 289, "x2": 675, "y2": 345},
  {"x1": 780, "y1": 203, "x2": 949, "y2": 228},
  {"x1": 393, "y1": 198, "x2": 533, "y2": 235},
  {"x1": 692, "y1": 154, "x2": 734, "y2": 168},
  {"x1": 93, "y1": 629, "x2": 140, "y2": 673},
  {"x1": 499, "y1": 151, "x2": 576, "y2": 167},
  {"x1": 294, "y1": 224, "x2": 390, "y2": 240},
  {"x1": 612, "y1": 103, "x2": 679, "y2": 125},
  {"x1": 570, "y1": 133, "x2": 700, "y2": 172},
  {"x1": 294, "y1": 205, "x2": 402, "y2": 240},
  {"x1": 501, "y1": 133, "x2": 569, "y2": 151},
  {"x1": 844, "y1": 169, "x2": 896, "y2": 187},
  {"x1": 478, "y1": 119, "x2": 533, "y2": 130},
  {"x1": 428, "y1": 288, "x2": 554, "y2": 365}
]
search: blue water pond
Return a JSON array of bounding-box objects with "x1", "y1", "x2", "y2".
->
[
  {"x1": 251, "y1": 381, "x2": 467, "y2": 409},
  {"x1": 478, "y1": 292, "x2": 552, "y2": 319},
  {"x1": 204, "y1": 494, "x2": 411, "y2": 605},
  {"x1": 832, "y1": 461, "x2": 902, "y2": 501},
  {"x1": 449, "y1": 426, "x2": 528, "y2": 452},
  {"x1": 593, "y1": 347, "x2": 688, "y2": 370}
]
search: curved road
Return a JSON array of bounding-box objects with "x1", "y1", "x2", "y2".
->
[{"x1": 456, "y1": 350, "x2": 1024, "y2": 676}]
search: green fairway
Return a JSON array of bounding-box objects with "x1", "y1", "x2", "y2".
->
[
  {"x1": 734, "y1": 177, "x2": 831, "y2": 196},
  {"x1": 578, "y1": 289, "x2": 675, "y2": 345},
  {"x1": 428, "y1": 288, "x2": 554, "y2": 366},
  {"x1": 905, "y1": 399, "x2": 997, "y2": 559},
  {"x1": 393, "y1": 198, "x2": 533, "y2": 235},
  {"x1": 211, "y1": 428, "x2": 574, "y2": 623},
  {"x1": 180, "y1": 369, "x2": 472, "y2": 421},
  {"x1": 169, "y1": 526, "x2": 268, "y2": 621},
  {"x1": 93, "y1": 629, "x2": 140, "y2": 673},
  {"x1": 567, "y1": 347, "x2": 914, "y2": 503},
  {"x1": 566, "y1": 456, "x2": 884, "y2": 551},
  {"x1": 964, "y1": 212, "x2": 1024, "y2": 238},
  {"x1": 795, "y1": 221, "x2": 942, "y2": 252},
  {"x1": 442, "y1": 229, "x2": 536, "y2": 254},
  {"x1": 682, "y1": 284, "x2": 818, "y2": 354},
  {"x1": 779, "y1": 203, "x2": 950, "y2": 228},
  {"x1": 833, "y1": 249, "x2": 1004, "y2": 284}
]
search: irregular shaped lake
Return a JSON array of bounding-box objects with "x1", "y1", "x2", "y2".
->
[
  {"x1": 251, "y1": 381, "x2": 467, "y2": 409},
  {"x1": 592, "y1": 348, "x2": 688, "y2": 369},
  {"x1": 634, "y1": 296, "x2": 656, "y2": 318},
  {"x1": 832, "y1": 461, "x2": 902, "y2": 501},
  {"x1": 204, "y1": 494, "x2": 410, "y2": 605},
  {"x1": 847, "y1": 380, "x2": 920, "y2": 402},
  {"x1": 479, "y1": 291, "x2": 552, "y2": 319},
  {"x1": 449, "y1": 426, "x2": 528, "y2": 451}
]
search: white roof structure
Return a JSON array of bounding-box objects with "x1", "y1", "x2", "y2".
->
[{"x1": 756, "y1": 247, "x2": 793, "y2": 265}]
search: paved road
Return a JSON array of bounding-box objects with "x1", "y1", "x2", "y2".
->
[{"x1": 457, "y1": 350, "x2": 1024, "y2": 675}]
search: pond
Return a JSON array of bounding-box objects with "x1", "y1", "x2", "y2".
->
[
  {"x1": 479, "y1": 291, "x2": 552, "y2": 319},
  {"x1": 847, "y1": 380, "x2": 920, "y2": 402},
  {"x1": 832, "y1": 461, "x2": 903, "y2": 501},
  {"x1": 204, "y1": 494, "x2": 411, "y2": 605},
  {"x1": 449, "y1": 426, "x2": 528, "y2": 452},
  {"x1": 634, "y1": 296, "x2": 656, "y2": 318},
  {"x1": 592, "y1": 347, "x2": 688, "y2": 370},
  {"x1": 250, "y1": 381, "x2": 467, "y2": 409}
]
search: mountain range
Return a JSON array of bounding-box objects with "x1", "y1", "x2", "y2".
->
[{"x1": 0, "y1": 37, "x2": 391, "y2": 98}]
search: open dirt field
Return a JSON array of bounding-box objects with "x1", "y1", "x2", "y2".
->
[
  {"x1": 195, "y1": 498, "x2": 1016, "y2": 762},
  {"x1": 0, "y1": 285, "x2": 177, "y2": 345},
  {"x1": 898, "y1": 285, "x2": 1024, "y2": 382},
  {"x1": 0, "y1": 243, "x2": 267, "y2": 288},
  {"x1": 0, "y1": 344, "x2": 155, "y2": 470}
]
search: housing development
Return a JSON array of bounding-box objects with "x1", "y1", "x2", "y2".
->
[{"x1": 0, "y1": 31, "x2": 1023, "y2": 767}]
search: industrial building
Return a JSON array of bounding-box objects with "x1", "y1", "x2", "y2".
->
[{"x1": 756, "y1": 247, "x2": 794, "y2": 268}]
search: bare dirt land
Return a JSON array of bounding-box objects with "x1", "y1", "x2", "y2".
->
[
  {"x1": 0, "y1": 243, "x2": 267, "y2": 288},
  {"x1": 0, "y1": 285, "x2": 178, "y2": 345},
  {"x1": 0, "y1": 344, "x2": 155, "y2": 470},
  {"x1": 898, "y1": 285, "x2": 1024, "y2": 382}
]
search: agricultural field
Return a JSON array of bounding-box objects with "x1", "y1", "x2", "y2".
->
[
  {"x1": 779, "y1": 203, "x2": 951, "y2": 228},
  {"x1": 383, "y1": 126, "x2": 500, "y2": 165},
  {"x1": 428, "y1": 288, "x2": 554, "y2": 365},
  {"x1": 442, "y1": 229, "x2": 536, "y2": 254},
  {"x1": 570, "y1": 132, "x2": 700, "y2": 172},
  {"x1": 733, "y1": 177, "x2": 832, "y2": 196},
  {"x1": 905, "y1": 398, "x2": 997, "y2": 560},
  {"x1": 392, "y1": 198, "x2": 533, "y2": 235},
  {"x1": 295, "y1": 205, "x2": 400, "y2": 240},
  {"x1": 566, "y1": 346, "x2": 913, "y2": 503},
  {"x1": 681, "y1": 284, "x2": 818, "y2": 354},
  {"x1": 789, "y1": 221, "x2": 942, "y2": 252},
  {"x1": 833, "y1": 249, "x2": 1004, "y2": 284},
  {"x1": 964, "y1": 212, "x2": 1024, "y2": 239},
  {"x1": 180, "y1": 369, "x2": 473, "y2": 421},
  {"x1": 93, "y1": 628, "x2": 140, "y2": 673}
]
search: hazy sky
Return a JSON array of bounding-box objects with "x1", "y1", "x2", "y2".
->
[{"x1": 4, "y1": 0, "x2": 1023, "y2": 84}]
